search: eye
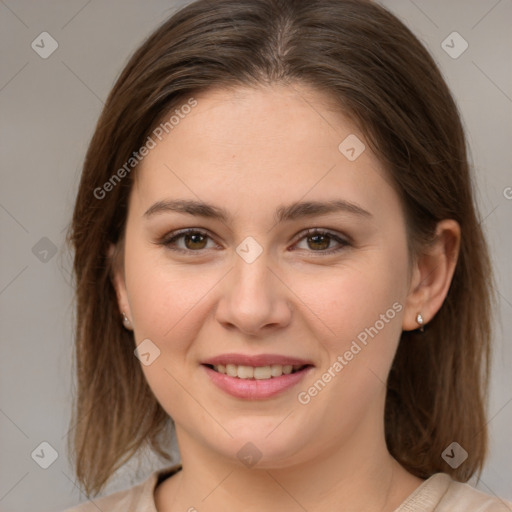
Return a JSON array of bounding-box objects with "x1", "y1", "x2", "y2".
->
[
  {"x1": 293, "y1": 228, "x2": 349, "y2": 254},
  {"x1": 157, "y1": 227, "x2": 350, "y2": 255},
  {"x1": 158, "y1": 228, "x2": 218, "y2": 253}
]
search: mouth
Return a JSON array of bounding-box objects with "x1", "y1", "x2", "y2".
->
[
  {"x1": 204, "y1": 363, "x2": 310, "y2": 380},
  {"x1": 201, "y1": 354, "x2": 314, "y2": 399}
]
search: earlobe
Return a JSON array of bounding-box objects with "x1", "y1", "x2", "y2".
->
[
  {"x1": 402, "y1": 219, "x2": 461, "y2": 332},
  {"x1": 121, "y1": 312, "x2": 133, "y2": 330}
]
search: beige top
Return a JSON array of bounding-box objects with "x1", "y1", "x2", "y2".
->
[{"x1": 64, "y1": 465, "x2": 512, "y2": 511}]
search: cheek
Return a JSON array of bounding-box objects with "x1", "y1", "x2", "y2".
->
[
  {"x1": 299, "y1": 243, "x2": 409, "y2": 404},
  {"x1": 124, "y1": 237, "x2": 209, "y2": 342},
  {"x1": 123, "y1": 247, "x2": 213, "y2": 418},
  {"x1": 293, "y1": 272, "x2": 405, "y2": 444},
  {"x1": 305, "y1": 258, "x2": 407, "y2": 350}
]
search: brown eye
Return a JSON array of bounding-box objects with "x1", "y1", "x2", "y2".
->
[
  {"x1": 307, "y1": 233, "x2": 331, "y2": 251},
  {"x1": 183, "y1": 232, "x2": 208, "y2": 250},
  {"x1": 294, "y1": 229, "x2": 349, "y2": 254},
  {"x1": 160, "y1": 229, "x2": 217, "y2": 253}
]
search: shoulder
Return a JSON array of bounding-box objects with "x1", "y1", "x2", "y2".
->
[
  {"x1": 397, "y1": 473, "x2": 512, "y2": 512},
  {"x1": 62, "y1": 465, "x2": 181, "y2": 512},
  {"x1": 441, "y1": 476, "x2": 512, "y2": 511}
]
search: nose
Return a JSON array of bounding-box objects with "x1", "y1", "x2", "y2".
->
[{"x1": 214, "y1": 250, "x2": 292, "y2": 336}]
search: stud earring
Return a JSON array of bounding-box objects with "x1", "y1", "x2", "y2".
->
[
  {"x1": 416, "y1": 313, "x2": 425, "y2": 332},
  {"x1": 122, "y1": 312, "x2": 132, "y2": 330}
]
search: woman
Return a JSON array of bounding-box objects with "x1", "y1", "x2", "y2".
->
[{"x1": 65, "y1": 0, "x2": 511, "y2": 510}]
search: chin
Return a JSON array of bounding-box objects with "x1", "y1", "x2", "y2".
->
[{"x1": 206, "y1": 423, "x2": 315, "y2": 468}]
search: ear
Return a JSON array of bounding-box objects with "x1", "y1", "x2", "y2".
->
[
  {"x1": 108, "y1": 242, "x2": 132, "y2": 325},
  {"x1": 402, "y1": 219, "x2": 461, "y2": 331}
]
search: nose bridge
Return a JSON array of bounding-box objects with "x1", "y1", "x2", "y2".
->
[
  {"x1": 215, "y1": 243, "x2": 291, "y2": 333},
  {"x1": 232, "y1": 246, "x2": 277, "y2": 311},
  {"x1": 234, "y1": 247, "x2": 272, "y2": 296}
]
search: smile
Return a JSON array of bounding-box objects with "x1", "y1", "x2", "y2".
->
[
  {"x1": 208, "y1": 363, "x2": 307, "y2": 380},
  {"x1": 201, "y1": 355, "x2": 314, "y2": 400}
]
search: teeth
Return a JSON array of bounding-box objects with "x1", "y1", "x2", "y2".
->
[
  {"x1": 254, "y1": 366, "x2": 272, "y2": 379},
  {"x1": 270, "y1": 364, "x2": 282, "y2": 377},
  {"x1": 237, "y1": 365, "x2": 254, "y2": 379},
  {"x1": 282, "y1": 365, "x2": 293, "y2": 375},
  {"x1": 213, "y1": 363, "x2": 303, "y2": 379},
  {"x1": 226, "y1": 364, "x2": 237, "y2": 377}
]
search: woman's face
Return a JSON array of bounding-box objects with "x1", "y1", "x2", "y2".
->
[{"x1": 114, "y1": 84, "x2": 416, "y2": 468}]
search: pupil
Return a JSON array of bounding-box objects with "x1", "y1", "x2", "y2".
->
[
  {"x1": 309, "y1": 234, "x2": 329, "y2": 250},
  {"x1": 186, "y1": 233, "x2": 206, "y2": 249}
]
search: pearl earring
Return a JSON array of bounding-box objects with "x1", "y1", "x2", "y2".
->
[
  {"x1": 122, "y1": 312, "x2": 132, "y2": 330},
  {"x1": 416, "y1": 313, "x2": 425, "y2": 332}
]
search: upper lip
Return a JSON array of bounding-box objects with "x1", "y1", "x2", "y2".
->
[{"x1": 202, "y1": 353, "x2": 314, "y2": 367}]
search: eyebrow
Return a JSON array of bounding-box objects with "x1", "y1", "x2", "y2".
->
[{"x1": 144, "y1": 198, "x2": 372, "y2": 224}]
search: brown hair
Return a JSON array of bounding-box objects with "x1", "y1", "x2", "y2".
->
[{"x1": 67, "y1": 0, "x2": 495, "y2": 496}]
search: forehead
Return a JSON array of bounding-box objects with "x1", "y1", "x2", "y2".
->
[
  {"x1": 157, "y1": 83, "x2": 358, "y2": 163},
  {"x1": 131, "y1": 83, "x2": 399, "y2": 222}
]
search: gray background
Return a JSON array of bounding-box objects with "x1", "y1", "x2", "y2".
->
[{"x1": 0, "y1": 0, "x2": 511, "y2": 510}]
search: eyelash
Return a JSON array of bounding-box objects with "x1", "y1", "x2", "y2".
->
[{"x1": 157, "y1": 227, "x2": 350, "y2": 256}]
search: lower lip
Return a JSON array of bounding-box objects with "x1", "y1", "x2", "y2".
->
[{"x1": 203, "y1": 365, "x2": 313, "y2": 400}]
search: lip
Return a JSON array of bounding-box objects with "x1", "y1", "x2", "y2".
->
[
  {"x1": 202, "y1": 353, "x2": 313, "y2": 367},
  {"x1": 201, "y1": 353, "x2": 314, "y2": 400}
]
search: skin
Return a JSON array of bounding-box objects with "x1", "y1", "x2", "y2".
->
[{"x1": 111, "y1": 83, "x2": 460, "y2": 511}]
